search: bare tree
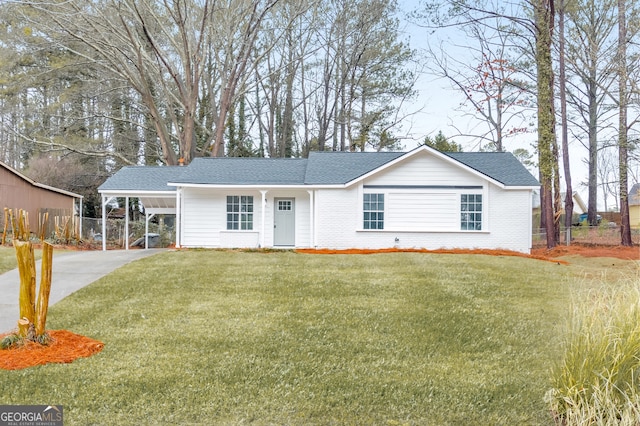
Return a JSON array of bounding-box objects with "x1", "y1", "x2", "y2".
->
[
  {"x1": 617, "y1": 0, "x2": 632, "y2": 245},
  {"x1": 304, "y1": 0, "x2": 415, "y2": 153},
  {"x1": 597, "y1": 145, "x2": 619, "y2": 212},
  {"x1": 563, "y1": 0, "x2": 618, "y2": 226},
  {"x1": 424, "y1": 22, "x2": 533, "y2": 152},
  {"x1": 416, "y1": 0, "x2": 561, "y2": 247},
  {"x1": 16, "y1": 0, "x2": 282, "y2": 164}
]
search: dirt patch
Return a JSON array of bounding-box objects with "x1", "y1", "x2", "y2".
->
[
  {"x1": 531, "y1": 244, "x2": 640, "y2": 260},
  {"x1": 0, "y1": 330, "x2": 104, "y2": 370}
]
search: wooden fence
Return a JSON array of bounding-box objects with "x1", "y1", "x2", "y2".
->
[{"x1": 1, "y1": 207, "x2": 80, "y2": 244}]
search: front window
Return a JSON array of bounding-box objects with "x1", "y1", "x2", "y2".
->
[
  {"x1": 363, "y1": 193, "x2": 384, "y2": 229},
  {"x1": 227, "y1": 196, "x2": 253, "y2": 230},
  {"x1": 461, "y1": 194, "x2": 482, "y2": 230}
]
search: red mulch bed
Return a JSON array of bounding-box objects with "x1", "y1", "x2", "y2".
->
[
  {"x1": 0, "y1": 330, "x2": 104, "y2": 370},
  {"x1": 297, "y1": 244, "x2": 640, "y2": 262},
  {"x1": 297, "y1": 247, "x2": 571, "y2": 263}
]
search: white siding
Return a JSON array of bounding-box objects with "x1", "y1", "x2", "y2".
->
[
  {"x1": 314, "y1": 187, "x2": 360, "y2": 248},
  {"x1": 314, "y1": 184, "x2": 533, "y2": 253},
  {"x1": 181, "y1": 188, "x2": 225, "y2": 247},
  {"x1": 177, "y1": 149, "x2": 535, "y2": 253},
  {"x1": 180, "y1": 187, "x2": 311, "y2": 248},
  {"x1": 364, "y1": 151, "x2": 485, "y2": 187},
  {"x1": 386, "y1": 192, "x2": 459, "y2": 230},
  {"x1": 311, "y1": 151, "x2": 534, "y2": 253}
]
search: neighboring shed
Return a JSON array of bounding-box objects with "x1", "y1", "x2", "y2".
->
[
  {"x1": 0, "y1": 161, "x2": 82, "y2": 236},
  {"x1": 630, "y1": 183, "x2": 640, "y2": 229},
  {"x1": 99, "y1": 146, "x2": 540, "y2": 253}
]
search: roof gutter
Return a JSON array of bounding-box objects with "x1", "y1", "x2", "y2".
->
[{"x1": 166, "y1": 182, "x2": 347, "y2": 190}]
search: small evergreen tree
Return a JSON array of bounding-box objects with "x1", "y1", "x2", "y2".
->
[{"x1": 423, "y1": 131, "x2": 463, "y2": 152}]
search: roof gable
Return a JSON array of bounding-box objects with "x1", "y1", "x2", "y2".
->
[{"x1": 332, "y1": 147, "x2": 539, "y2": 188}]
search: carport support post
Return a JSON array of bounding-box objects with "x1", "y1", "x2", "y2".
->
[
  {"x1": 145, "y1": 213, "x2": 156, "y2": 249},
  {"x1": 101, "y1": 196, "x2": 106, "y2": 251},
  {"x1": 125, "y1": 196, "x2": 130, "y2": 250},
  {"x1": 101, "y1": 195, "x2": 115, "y2": 251},
  {"x1": 175, "y1": 189, "x2": 181, "y2": 248},
  {"x1": 145, "y1": 212, "x2": 149, "y2": 249}
]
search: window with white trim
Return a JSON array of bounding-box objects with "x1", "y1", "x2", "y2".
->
[
  {"x1": 460, "y1": 194, "x2": 482, "y2": 230},
  {"x1": 363, "y1": 193, "x2": 384, "y2": 229},
  {"x1": 227, "y1": 196, "x2": 253, "y2": 230}
]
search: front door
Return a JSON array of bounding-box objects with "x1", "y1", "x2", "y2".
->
[{"x1": 274, "y1": 198, "x2": 295, "y2": 246}]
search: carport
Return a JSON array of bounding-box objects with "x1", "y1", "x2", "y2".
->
[{"x1": 97, "y1": 166, "x2": 182, "y2": 250}]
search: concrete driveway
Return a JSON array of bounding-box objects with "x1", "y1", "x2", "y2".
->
[{"x1": 0, "y1": 249, "x2": 164, "y2": 334}]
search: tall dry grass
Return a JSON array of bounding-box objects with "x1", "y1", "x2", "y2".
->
[{"x1": 547, "y1": 271, "x2": 640, "y2": 425}]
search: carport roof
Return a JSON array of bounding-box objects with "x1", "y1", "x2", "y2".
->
[{"x1": 98, "y1": 166, "x2": 182, "y2": 192}]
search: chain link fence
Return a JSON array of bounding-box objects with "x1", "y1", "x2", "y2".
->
[
  {"x1": 82, "y1": 216, "x2": 175, "y2": 249},
  {"x1": 532, "y1": 224, "x2": 640, "y2": 247}
]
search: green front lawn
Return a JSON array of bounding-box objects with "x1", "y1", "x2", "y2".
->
[
  {"x1": 0, "y1": 246, "x2": 44, "y2": 274},
  {"x1": 0, "y1": 246, "x2": 18, "y2": 274},
  {"x1": 0, "y1": 250, "x2": 615, "y2": 424}
]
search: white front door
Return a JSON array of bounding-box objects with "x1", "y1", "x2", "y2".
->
[{"x1": 274, "y1": 198, "x2": 295, "y2": 246}]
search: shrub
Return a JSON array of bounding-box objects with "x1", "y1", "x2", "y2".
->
[{"x1": 546, "y1": 275, "x2": 640, "y2": 425}]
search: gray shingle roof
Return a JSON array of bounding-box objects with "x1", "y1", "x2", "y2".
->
[
  {"x1": 174, "y1": 158, "x2": 308, "y2": 185},
  {"x1": 304, "y1": 151, "x2": 404, "y2": 184},
  {"x1": 99, "y1": 149, "x2": 539, "y2": 192},
  {"x1": 446, "y1": 152, "x2": 540, "y2": 187},
  {"x1": 98, "y1": 166, "x2": 182, "y2": 192}
]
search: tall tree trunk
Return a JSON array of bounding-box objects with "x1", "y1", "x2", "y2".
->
[
  {"x1": 282, "y1": 31, "x2": 295, "y2": 158},
  {"x1": 553, "y1": 138, "x2": 562, "y2": 244},
  {"x1": 535, "y1": 0, "x2": 558, "y2": 249},
  {"x1": 559, "y1": 0, "x2": 573, "y2": 232},
  {"x1": 587, "y1": 76, "x2": 599, "y2": 225},
  {"x1": 618, "y1": 0, "x2": 632, "y2": 246},
  {"x1": 255, "y1": 73, "x2": 265, "y2": 157}
]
